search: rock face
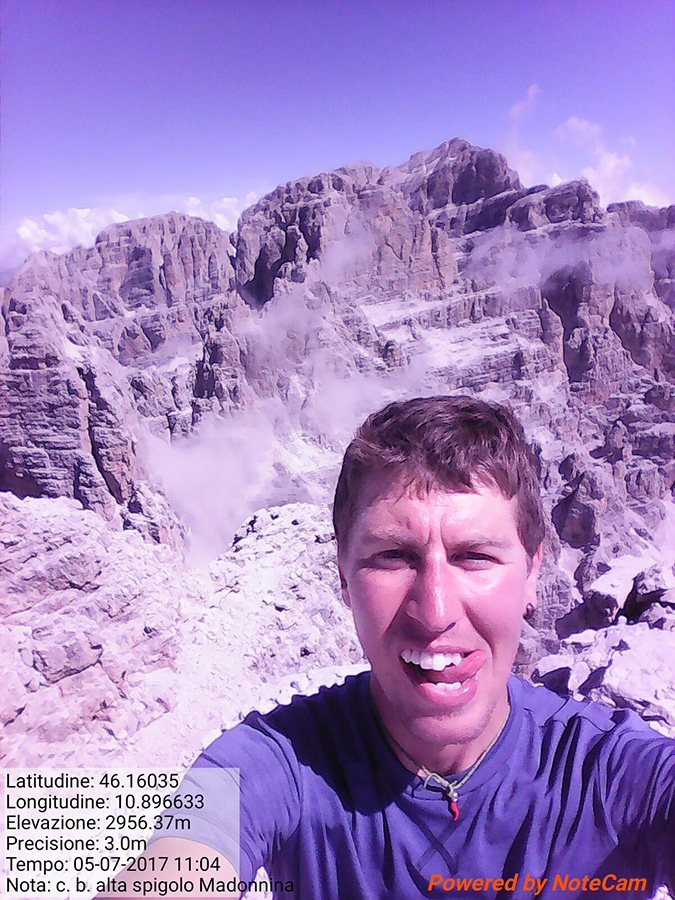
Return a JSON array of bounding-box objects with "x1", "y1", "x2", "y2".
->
[
  {"x1": 534, "y1": 601, "x2": 675, "y2": 739},
  {"x1": 1, "y1": 138, "x2": 675, "y2": 770},
  {"x1": 0, "y1": 494, "x2": 363, "y2": 767},
  {"x1": 0, "y1": 492, "x2": 187, "y2": 762},
  {"x1": 0, "y1": 214, "x2": 235, "y2": 545}
]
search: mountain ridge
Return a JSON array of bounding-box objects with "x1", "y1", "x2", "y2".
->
[{"x1": 1, "y1": 137, "x2": 674, "y2": 767}]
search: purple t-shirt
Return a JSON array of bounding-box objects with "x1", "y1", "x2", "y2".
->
[{"x1": 193, "y1": 673, "x2": 675, "y2": 899}]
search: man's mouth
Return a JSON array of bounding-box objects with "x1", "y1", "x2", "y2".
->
[{"x1": 399, "y1": 648, "x2": 483, "y2": 688}]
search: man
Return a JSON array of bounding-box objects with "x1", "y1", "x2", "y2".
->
[{"x1": 104, "y1": 396, "x2": 674, "y2": 899}]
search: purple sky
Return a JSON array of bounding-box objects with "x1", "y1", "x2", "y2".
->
[{"x1": 2, "y1": 0, "x2": 674, "y2": 270}]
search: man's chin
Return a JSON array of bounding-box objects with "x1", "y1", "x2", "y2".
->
[
  {"x1": 409, "y1": 706, "x2": 491, "y2": 748},
  {"x1": 375, "y1": 674, "x2": 474, "y2": 734},
  {"x1": 372, "y1": 668, "x2": 509, "y2": 765}
]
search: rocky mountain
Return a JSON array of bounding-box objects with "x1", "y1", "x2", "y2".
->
[
  {"x1": 0, "y1": 493, "x2": 363, "y2": 767},
  {"x1": 1, "y1": 137, "x2": 674, "y2": 772}
]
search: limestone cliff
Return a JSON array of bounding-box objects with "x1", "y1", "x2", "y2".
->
[{"x1": 1, "y1": 138, "x2": 674, "y2": 767}]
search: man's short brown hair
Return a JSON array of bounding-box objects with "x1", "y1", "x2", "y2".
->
[{"x1": 333, "y1": 395, "x2": 545, "y2": 558}]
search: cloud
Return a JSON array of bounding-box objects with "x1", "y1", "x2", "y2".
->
[
  {"x1": 0, "y1": 192, "x2": 260, "y2": 279},
  {"x1": 15, "y1": 207, "x2": 131, "y2": 255},
  {"x1": 581, "y1": 150, "x2": 632, "y2": 193},
  {"x1": 500, "y1": 100, "x2": 672, "y2": 208},
  {"x1": 623, "y1": 181, "x2": 672, "y2": 208},
  {"x1": 0, "y1": 206, "x2": 135, "y2": 280},
  {"x1": 509, "y1": 84, "x2": 541, "y2": 120},
  {"x1": 182, "y1": 194, "x2": 257, "y2": 232},
  {"x1": 142, "y1": 407, "x2": 280, "y2": 563},
  {"x1": 501, "y1": 142, "x2": 545, "y2": 189},
  {"x1": 461, "y1": 220, "x2": 654, "y2": 301},
  {"x1": 555, "y1": 116, "x2": 671, "y2": 207},
  {"x1": 555, "y1": 117, "x2": 632, "y2": 196},
  {"x1": 555, "y1": 116, "x2": 603, "y2": 149},
  {"x1": 501, "y1": 85, "x2": 558, "y2": 189}
]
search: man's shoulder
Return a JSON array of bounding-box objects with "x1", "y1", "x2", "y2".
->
[
  {"x1": 261, "y1": 669, "x2": 371, "y2": 729},
  {"x1": 199, "y1": 670, "x2": 373, "y2": 770},
  {"x1": 510, "y1": 674, "x2": 674, "y2": 745}
]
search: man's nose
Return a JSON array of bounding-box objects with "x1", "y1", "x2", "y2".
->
[{"x1": 405, "y1": 555, "x2": 463, "y2": 633}]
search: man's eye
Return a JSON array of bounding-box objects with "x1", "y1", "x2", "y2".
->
[
  {"x1": 455, "y1": 552, "x2": 495, "y2": 567},
  {"x1": 373, "y1": 549, "x2": 414, "y2": 566}
]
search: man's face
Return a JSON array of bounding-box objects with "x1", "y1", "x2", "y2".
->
[{"x1": 338, "y1": 478, "x2": 541, "y2": 771}]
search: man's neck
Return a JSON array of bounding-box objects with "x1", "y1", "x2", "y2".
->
[{"x1": 371, "y1": 684, "x2": 510, "y2": 776}]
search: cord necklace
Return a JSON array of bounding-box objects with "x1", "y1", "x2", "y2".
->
[{"x1": 374, "y1": 703, "x2": 510, "y2": 822}]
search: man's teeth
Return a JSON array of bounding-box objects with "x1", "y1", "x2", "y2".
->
[{"x1": 400, "y1": 649, "x2": 463, "y2": 669}]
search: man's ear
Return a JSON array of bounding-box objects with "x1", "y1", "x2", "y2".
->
[
  {"x1": 525, "y1": 543, "x2": 543, "y2": 608},
  {"x1": 337, "y1": 559, "x2": 351, "y2": 608}
]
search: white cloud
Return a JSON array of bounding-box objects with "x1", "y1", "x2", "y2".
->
[
  {"x1": 181, "y1": 194, "x2": 256, "y2": 232},
  {"x1": 0, "y1": 191, "x2": 260, "y2": 277},
  {"x1": 16, "y1": 206, "x2": 131, "y2": 255},
  {"x1": 501, "y1": 85, "x2": 560, "y2": 189},
  {"x1": 142, "y1": 408, "x2": 279, "y2": 563},
  {"x1": 624, "y1": 181, "x2": 672, "y2": 208},
  {"x1": 0, "y1": 206, "x2": 135, "y2": 278},
  {"x1": 500, "y1": 102, "x2": 673, "y2": 207},
  {"x1": 500, "y1": 140, "x2": 545, "y2": 188},
  {"x1": 555, "y1": 116, "x2": 603, "y2": 149},
  {"x1": 581, "y1": 149, "x2": 632, "y2": 195},
  {"x1": 509, "y1": 83, "x2": 541, "y2": 120},
  {"x1": 555, "y1": 116, "x2": 671, "y2": 207}
]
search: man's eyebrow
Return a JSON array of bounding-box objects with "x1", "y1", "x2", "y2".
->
[
  {"x1": 357, "y1": 531, "x2": 513, "y2": 549},
  {"x1": 358, "y1": 528, "x2": 414, "y2": 546},
  {"x1": 454, "y1": 536, "x2": 512, "y2": 549}
]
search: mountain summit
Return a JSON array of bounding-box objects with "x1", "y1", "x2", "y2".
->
[{"x1": 1, "y1": 139, "x2": 674, "y2": 763}]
